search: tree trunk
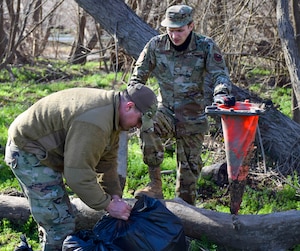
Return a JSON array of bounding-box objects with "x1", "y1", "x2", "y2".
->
[
  {"x1": 277, "y1": 0, "x2": 300, "y2": 115},
  {"x1": 292, "y1": 89, "x2": 300, "y2": 124},
  {"x1": 0, "y1": 194, "x2": 299, "y2": 251},
  {"x1": 74, "y1": 0, "x2": 158, "y2": 60},
  {"x1": 291, "y1": 0, "x2": 300, "y2": 123},
  {"x1": 0, "y1": 0, "x2": 8, "y2": 59},
  {"x1": 69, "y1": 8, "x2": 87, "y2": 64},
  {"x1": 5, "y1": 0, "x2": 19, "y2": 64},
  {"x1": 32, "y1": 0, "x2": 42, "y2": 57}
]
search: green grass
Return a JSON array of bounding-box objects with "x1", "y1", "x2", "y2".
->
[
  {"x1": 245, "y1": 66, "x2": 292, "y2": 117},
  {"x1": 0, "y1": 62, "x2": 299, "y2": 250},
  {"x1": 271, "y1": 86, "x2": 292, "y2": 116},
  {"x1": 249, "y1": 82, "x2": 292, "y2": 117},
  {"x1": 124, "y1": 136, "x2": 177, "y2": 199},
  {"x1": 0, "y1": 217, "x2": 39, "y2": 250},
  {"x1": 0, "y1": 167, "x2": 20, "y2": 192}
]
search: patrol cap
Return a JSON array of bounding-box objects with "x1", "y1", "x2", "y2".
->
[
  {"x1": 126, "y1": 83, "x2": 157, "y2": 132},
  {"x1": 161, "y1": 5, "x2": 193, "y2": 28}
]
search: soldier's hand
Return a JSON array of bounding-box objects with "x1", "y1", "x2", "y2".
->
[
  {"x1": 106, "y1": 195, "x2": 132, "y2": 220},
  {"x1": 213, "y1": 94, "x2": 236, "y2": 107}
]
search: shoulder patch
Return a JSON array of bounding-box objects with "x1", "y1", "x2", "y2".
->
[{"x1": 214, "y1": 53, "x2": 223, "y2": 62}]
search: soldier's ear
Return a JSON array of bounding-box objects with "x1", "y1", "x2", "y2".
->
[
  {"x1": 126, "y1": 101, "x2": 135, "y2": 111},
  {"x1": 188, "y1": 22, "x2": 194, "y2": 30}
]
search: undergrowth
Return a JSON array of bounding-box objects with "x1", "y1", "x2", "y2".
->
[{"x1": 0, "y1": 62, "x2": 299, "y2": 250}]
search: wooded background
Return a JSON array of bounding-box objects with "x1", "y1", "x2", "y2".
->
[
  {"x1": 0, "y1": 0, "x2": 300, "y2": 174},
  {"x1": 0, "y1": 0, "x2": 292, "y2": 85},
  {"x1": 0, "y1": 0, "x2": 297, "y2": 97},
  {"x1": 1, "y1": 0, "x2": 300, "y2": 174}
]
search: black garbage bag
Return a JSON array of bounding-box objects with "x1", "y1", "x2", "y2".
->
[
  {"x1": 62, "y1": 230, "x2": 108, "y2": 251},
  {"x1": 14, "y1": 234, "x2": 33, "y2": 251},
  {"x1": 63, "y1": 195, "x2": 187, "y2": 251},
  {"x1": 94, "y1": 195, "x2": 187, "y2": 251}
]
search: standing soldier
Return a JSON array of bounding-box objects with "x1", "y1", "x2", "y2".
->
[{"x1": 130, "y1": 4, "x2": 235, "y2": 205}]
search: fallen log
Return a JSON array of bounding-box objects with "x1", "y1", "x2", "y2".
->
[
  {"x1": 167, "y1": 198, "x2": 300, "y2": 251},
  {"x1": 201, "y1": 162, "x2": 228, "y2": 186},
  {"x1": 1, "y1": 194, "x2": 299, "y2": 250}
]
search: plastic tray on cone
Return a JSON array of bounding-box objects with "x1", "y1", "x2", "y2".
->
[{"x1": 205, "y1": 100, "x2": 264, "y2": 116}]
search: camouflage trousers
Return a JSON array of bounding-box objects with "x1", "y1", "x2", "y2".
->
[
  {"x1": 140, "y1": 110, "x2": 205, "y2": 204},
  {"x1": 5, "y1": 139, "x2": 75, "y2": 251}
]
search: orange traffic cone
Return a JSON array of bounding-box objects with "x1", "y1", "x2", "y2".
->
[{"x1": 206, "y1": 100, "x2": 264, "y2": 214}]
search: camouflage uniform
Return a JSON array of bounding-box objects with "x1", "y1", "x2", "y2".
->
[
  {"x1": 5, "y1": 142, "x2": 75, "y2": 251},
  {"x1": 131, "y1": 6, "x2": 232, "y2": 204}
]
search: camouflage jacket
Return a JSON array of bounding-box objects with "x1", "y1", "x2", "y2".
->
[
  {"x1": 8, "y1": 88, "x2": 122, "y2": 211},
  {"x1": 130, "y1": 32, "x2": 232, "y2": 135}
]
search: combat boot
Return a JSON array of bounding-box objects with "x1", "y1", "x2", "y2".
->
[
  {"x1": 176, "y1": 178, "x2": 197, "y2": 205},
  {"x1": 134, "y1": 166, "x2": 164, "y2": 199},
  {"x1": 177, "y1": 192, "x2": 196, "y2": 205}
]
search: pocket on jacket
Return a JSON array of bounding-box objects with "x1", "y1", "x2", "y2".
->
[{"x1": 4, "y1": 140, "x2": 19, "y2": 168}]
